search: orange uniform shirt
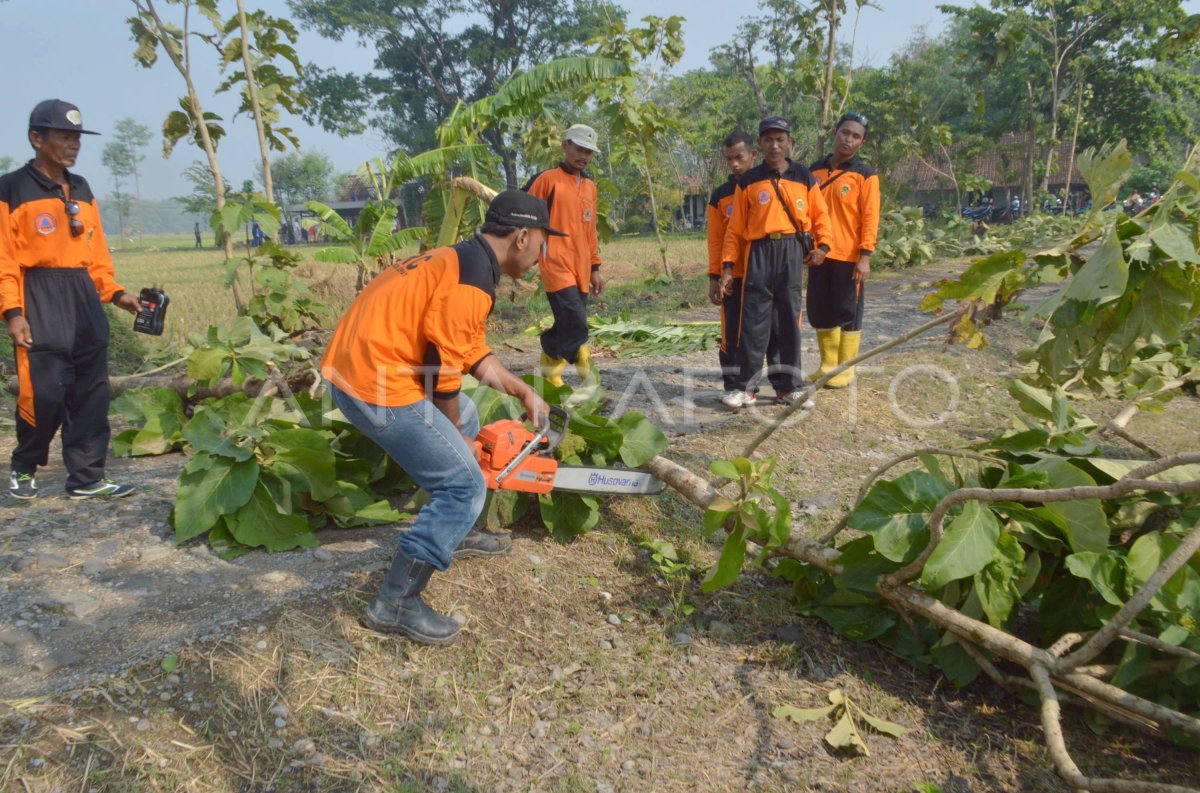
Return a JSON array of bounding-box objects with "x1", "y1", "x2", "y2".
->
[
  {"x1": 720, "y1": 160, "x2": 832, "y2": 266},
  {"x1": 522, "y1": 166, "x2": 600, "y2": 293},
  {"x1": 321, "y1": 236, "x2": 498, "y2": 407},
  {"x1": 810, "y1": 154, "x2": 880, "y2": 262},
  {"x1": 0, "y1": 163, "x2": 124, "y2": 319},
  {"x1": 706, "y1": 176, "x2": 749, "y2": 279}
]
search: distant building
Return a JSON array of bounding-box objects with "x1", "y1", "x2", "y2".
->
[{"x1": 889, "y1": 134, "x2": 1087, "y2": 209}]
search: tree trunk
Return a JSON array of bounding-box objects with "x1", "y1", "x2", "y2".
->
[
  {"x1": 132, "y1": 166, "x2": 144, "y2": 246},
  {"x1": 640, "y1": 140, "x2": 672, "y2": 278},
  {"x1": 1062, "y1": 87, "x2": 1083, "y2": 207},
  {"x1": 740, "y1": 38, "x2": 769, "y2": 116},
  {"x1": 236, "y1": 0, "x2": 273, "y2": 205},
  {"x1": 817, "y1": 0, "x2": 840, "y2": 159}
]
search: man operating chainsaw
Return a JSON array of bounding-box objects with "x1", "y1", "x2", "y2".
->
[{"x1": 321, "y1": 190, "x2": 555, "y2": 645}]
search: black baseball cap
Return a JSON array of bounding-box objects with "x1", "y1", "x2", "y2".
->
[
  {"x1": 758, "y1": 115, "x2": 791, "y2": 136},
  {"x1": 29, "y1": 99, "x2": 100, "y2": 135},
  {"x1": 486, "y1": 190, "x2": 568, "y2": 236}
]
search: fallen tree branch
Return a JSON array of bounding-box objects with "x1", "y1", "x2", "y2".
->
[
  {"x1": 883, "y1": 452, "x2": 1200, "y2": 589},
  {"x1": 738, "y1": 307, "x2": 969, "y2": 459},
  {"x1": 818, "y1": 448, "x2": 1006, "y2": 544}
]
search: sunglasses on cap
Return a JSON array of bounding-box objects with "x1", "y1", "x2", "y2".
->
[{"x1": 837, "y1": 112, "x2": 869, "y2": 129}]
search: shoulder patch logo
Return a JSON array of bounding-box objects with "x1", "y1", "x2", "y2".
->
[
  {"x1": 35, "y1": 213, "x2": 56, "y2": 235},
  {"x1": 583, "y1": 206, "x2": 593, "y2": 222},
  {"x1": 840, "y1": 184, "x2": 851, "y2": 196},
  {"x1": 756, "y1": 189, "x2": 771, "y2": 205},
  {"x1": 794, "y1": 197, "x2": 805, "y2": 213},
  {"x1": 724, "y1": 203, "x2": 733, "y2": 217}
]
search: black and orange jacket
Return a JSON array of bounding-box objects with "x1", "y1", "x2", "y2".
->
[
  {"x1": 321, "y1": 235, "x2": 498, "y2": 407},
  {"x1": 720, "y1": 159, "x2": 832, "y2": 267},
  {"x1": 0, "y1": 162, "x2": 124, "y2": 319},
  {"x1": 810, "y1": 154, "x2": 880, "y2": 262},
  {"x1": 707, "y1": 176, "x2": 750, "y2": 279},
  {"x1": 523, "y1": 166, "x2": 600, "y2": 293}
]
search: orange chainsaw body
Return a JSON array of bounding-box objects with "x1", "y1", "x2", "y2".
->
[{"x1": 474, "y1": 419, "x2": 559, "y2": 494}]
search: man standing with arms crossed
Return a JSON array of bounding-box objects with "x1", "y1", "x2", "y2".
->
[
  {"x1": 524, "y1": 124, "x2": 604, "y2": 388},
  {"x1": 720, "y1": 116, "x2": 831, "y2": 408},
  {"x1": 3, "y1": 99, "x2": 140, "y2": 500}
]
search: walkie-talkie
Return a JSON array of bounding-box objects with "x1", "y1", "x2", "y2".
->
[{"x1": 133, "y1": 287, "x2": 169, "y2": 336}]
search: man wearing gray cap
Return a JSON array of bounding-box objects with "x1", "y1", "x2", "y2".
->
[
  {"x1": 2, "y1": 100, "x2": 140, "y2": 501},
  {"x1": 523, "y1": 124, "x2": 604, "y2": 388}
]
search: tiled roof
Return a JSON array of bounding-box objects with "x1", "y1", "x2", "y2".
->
[{"x1": 889, "y1": 134, "x2": 1084, "y2": 191}]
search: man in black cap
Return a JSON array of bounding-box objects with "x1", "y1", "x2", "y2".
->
[
  {"x1": 321, "y1": 190, "x2": 554, "y2": 644},
  {"x1": 1, "y1": 100, "x2": 140, "y2": 500},
  {"x1": 719, "y1": 115, "x2": 831, "y2": 409}
]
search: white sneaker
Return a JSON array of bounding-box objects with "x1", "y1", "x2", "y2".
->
[
  {"x1": 777, "y1": 391, "x2": 816, "y2": 409},
  {"x1": 721, "y1": 391, "x2": 757, "y2": 409}
]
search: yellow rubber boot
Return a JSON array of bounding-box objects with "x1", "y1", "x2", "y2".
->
[
  {"x1": 540, "y1": 352, "x2": 567, "y2": 387},
  {"x1": 827, "y1": 330, "x2": 860, "y2": 388},
  {"x1": 575, "y1": 344, "x2": 593, "y2": 381},
  {"x1": 814, "y1": 328, "x2": 841, "y2": 381}
]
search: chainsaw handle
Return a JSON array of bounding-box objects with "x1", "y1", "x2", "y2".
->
[
  {"x1": 494, "y1": 406, "x2": 570, "y2": 486},
  {"x1": 542, "y1": 405, "x2": 568, "y2": 454}
]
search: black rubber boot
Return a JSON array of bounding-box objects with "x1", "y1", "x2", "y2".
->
[
  {"x1": 361, "y1": 550, "x2": 461, "y2": 644},
  {"x1": 451, "y1": 528, "x2": 514, "y2": 561}
]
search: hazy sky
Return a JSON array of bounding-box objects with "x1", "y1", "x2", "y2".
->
[{"x1": 0, "y1": 0, "x2": 954, "y2": 199}]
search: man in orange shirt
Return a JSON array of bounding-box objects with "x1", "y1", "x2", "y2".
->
[
  {"x1": 719, "y1": 116, "x2": 831, "y2": 408},
  {"x1": 523, "y1": 124, "x2": 603, "y2": 387},
  {"x1": 707, "y1": 131, "x2": 784, "y2": 397},
  {"x1": 3, "y1": 100, "x2": 140, "y2": 501},
  {"x1": 809, "y1": 112, "x2": 880, "y2": 387},
  {"x1": 322, "y1": 191, "x2": 554, "y2": 644}
]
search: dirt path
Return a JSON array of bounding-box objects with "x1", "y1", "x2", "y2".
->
[{"x1": 0, "y1": 260, "x2": 974, "y2": 698}]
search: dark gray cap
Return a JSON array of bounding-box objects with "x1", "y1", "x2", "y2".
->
[
  {"x1": 758, "y1": 115, "x2": 791, "y2": 136},
  {"x1": 29, "y1": 99, "x2": 100, "y2": 135}
]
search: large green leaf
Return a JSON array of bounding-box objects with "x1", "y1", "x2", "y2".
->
[
  {"x1": 615, "y1": 411, "x2": 668, "y2": 466},
  {"x1": 225, "y1": 482, "x2": 318, "y2": 552},
  {"x1": 973, "y1": 532, "x2": 1025, "y2": 627},
  {"x1": 110, "y1": 387, "x2": 187, "y2": 457},
  {"x1": 1028, "y1": 457, "x2": 1108, "y2": 553},
  {"x1": 847, "y1": 470, "x2": 953, "y2": 563},
  {"x1": 701, "y1": 527, "x2": 747, "y2": 592},
  {"x1": 921, "y1": 500, "x2": 1002, "y2": 590},
  {"x1": 172, "y1": 454, "x2": 260, "y2": 541},
  {"x1": 264, "y1": 427, "x2": 338, "y2": 500},
  {"x1": 181, "y1": 407, "x2": 255, "y2": 461},
  {"x1": 1064, "y1": 551, "x2": 1126, "y2": 606},
  {"x1": 538, "y1": 492, "x2": 601, "y2": 540},
  {"x1": 1053, "y1": 228, "x2": 1128, "y2": 318}
]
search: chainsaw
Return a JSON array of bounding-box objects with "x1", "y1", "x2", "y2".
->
[{"x1": 474, "y1": 406, "x2": 665, "y2": 496}]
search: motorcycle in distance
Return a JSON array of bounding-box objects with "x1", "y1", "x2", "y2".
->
[{"x1": 962, "y1": 199, "x2": 994, "y2": 235}]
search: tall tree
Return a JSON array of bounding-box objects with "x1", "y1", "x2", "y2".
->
[
  {"x1": 0, "y1": 156, "x2": 15, "y2": 174},
  {"x1": 129, "y1": 0, "x2": 234, "y2": 262},
  {"x1": 291, "y1": 0, "x2": 620, "y2": 188},
  {"x1": 214, "y1": 2, "x2": 308, "y2": 204},
  {"x1": 271, "y1": 151, "x2": 335, "y2": 214},
  {"x1": 100, "y1": 118, "x2": 153, "y2": 245},
  {"x1": 942, "y1": 0, "x2": 1195, "y2": 195}
]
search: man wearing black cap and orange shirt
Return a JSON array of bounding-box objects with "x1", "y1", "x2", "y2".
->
[
  {"x1": 2, "y1": 100, "x2": 140, "y2": 501},
  {"x1": 809, "y1": 112, "x2": 879, "y2": 388},
  {"x1": 322, "y1": 190, "x2": 554, "y2": 645},
  {"x1": 523, "y1": 124, "x2": 603, "y2": 387},
  {"x1": 719, "y1": 116, "x2": 831, "y2": 409}
]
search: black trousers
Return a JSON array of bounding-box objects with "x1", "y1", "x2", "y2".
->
[
  {"x1": 806, "y1": 258, "x2": 865, "y2": 331},
  {"x1": 735, "y1": 237, "x2": 805, "y2": 393},
  {"x1": 720, "y1": 278, "x2": 782, "y2": 392},
  {"x1": 541, "y1": 286, "x2": 589, "y2": 363},
  {"x1": 11, "y1": 268, "x2": 112, "y2": 489}
]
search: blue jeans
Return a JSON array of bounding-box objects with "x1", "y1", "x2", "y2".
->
[{"x1": 330, "y1": 385, "x2": 486, "y2": 571}]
